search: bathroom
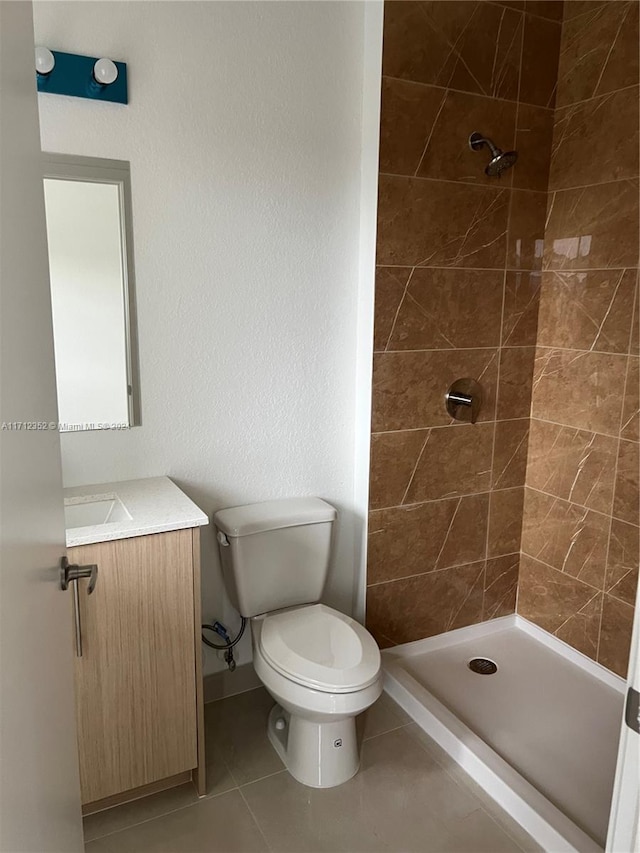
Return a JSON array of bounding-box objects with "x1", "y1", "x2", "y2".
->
[{"x1": 0, "y1": 1, "x2": 638, "y2": 852}]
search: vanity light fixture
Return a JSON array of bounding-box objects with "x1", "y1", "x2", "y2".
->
[
  {"x1": 93, "y1": 58, "x2": 119, "y2": 86},
  {"x1": 35, "y1": 46, "x2": 55, "y2": 77},
  {"x1": 35, "y1": 49, "x2": 128, "y2": 104}
]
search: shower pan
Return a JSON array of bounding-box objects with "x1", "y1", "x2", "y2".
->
[{"x1": 382, "y1": 616, "x2": 626, "y2": 852}]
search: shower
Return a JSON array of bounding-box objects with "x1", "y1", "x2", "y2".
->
[{"x1": 469, "y1": 131, "x2": 518, "y2": 177}]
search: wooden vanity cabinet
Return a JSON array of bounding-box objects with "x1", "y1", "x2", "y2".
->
[{"x1": 67, "y1": 527, "x2": 205, "y2": 812}]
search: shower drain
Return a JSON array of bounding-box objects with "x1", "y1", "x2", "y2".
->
[{"x1": 468, "y1": 657, "x2": 498, "y2": 675}]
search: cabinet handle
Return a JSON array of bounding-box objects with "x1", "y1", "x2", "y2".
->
[{"x1": 60, "y1": 557, "x2": 98, "y2": 656}]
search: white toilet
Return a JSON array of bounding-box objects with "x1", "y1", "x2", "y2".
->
[{"x1": 213, "y1": 497, "x2": 382, "y2": 788}]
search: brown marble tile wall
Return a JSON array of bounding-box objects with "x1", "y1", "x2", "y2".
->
[
  {"x1": 519, "y1": 0, "x2": 640, "y2": 677},
  {"x1": 367, "y1": 1, "x2": 562, "y2": 648}
]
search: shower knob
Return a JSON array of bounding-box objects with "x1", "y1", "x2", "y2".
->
[{"x1": 446, "y1": 378, "x2": 483, "y2": 424}]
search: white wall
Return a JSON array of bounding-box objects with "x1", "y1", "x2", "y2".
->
[{"x1": 34, "y1": 0, "x2": 380, "y2": 677}]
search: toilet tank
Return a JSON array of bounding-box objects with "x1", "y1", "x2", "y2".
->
[{"x1": 213, "y1": 497, "x2": 337, "y2": 617}]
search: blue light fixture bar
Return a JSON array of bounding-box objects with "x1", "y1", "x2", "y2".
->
[{"x1": 36, "y1": 50, "x2": 128, "y2": 105}]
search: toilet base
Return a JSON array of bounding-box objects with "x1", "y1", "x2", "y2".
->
[{"x1": 267, "y1": 704, "x2": 359, "y2": 788}]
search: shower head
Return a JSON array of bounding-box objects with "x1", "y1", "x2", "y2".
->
[{"x1": 469, "y1": 132, "x2": 518, "y2": 177}]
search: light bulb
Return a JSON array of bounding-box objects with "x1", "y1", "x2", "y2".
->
[
  {"x1": 93, "y1": 58, "x2": 118, "y2": 86},
  {"x1": 35, "y1": 47, "x2": 55, "y2": 76}
]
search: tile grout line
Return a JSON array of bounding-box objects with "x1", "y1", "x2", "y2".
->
[
  {"x1": 381, "y1": 73, "x2": 637, "y2": 112},
  {"x1": 237, "y1": 785, "x2": 275, "y2": 853},
  {"x1": 83, "y1": 781, "x2": 241, "y2": 844},
  {"x1": 488, "y1": 20, "x2": 526, "y2": 623},
  {"x1": 383, "y1": 266, "x2": 417, "y2": 351},
  {"x1": 361, "y1": 720, "x2": 413, "y2": 743},
  {"x1": 379, "y1": 169, "x2": 639, "y2": 194},
  {"x1": 520, "y1": 549, "x2": 640, "y2": 607},
  {"x1": 370, "y1": 480, "x2": 639, "y2": 528},
  {"x1": 482, "y1": 226, "x2": 511, "y2": 619},
  {"x1": 376, "y1": 263, "x2": 635, "y2": 273},
  {"x1": 373, "y1": 414, "x2": 636, "y2": 443},
  {"x1": 523, "y1": 484, "x2": 639, "y2": 528},
  {"x1": 367, "y1": 552, "x2": 519, "y2": 590},
  {"x1": 596, "y1": 278, "x2": 640, "y2": 660},
  {"x1": 412, "y1": 88, "x2": 448, "y2": 179},
  {"x1": 376, "y1": 344, "x2": 633, "y2": 356},
  {"x1": 371, "y1": 487, "x2": 518, "y2": 512}
]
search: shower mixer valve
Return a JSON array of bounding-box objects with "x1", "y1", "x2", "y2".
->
[{"x1": 445, "y1": 378, "x2": 483, "y2": 424}]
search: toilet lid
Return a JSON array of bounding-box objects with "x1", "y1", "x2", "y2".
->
[{"x1": 259, "y1": 604, "x2": 381, "y2": 693}]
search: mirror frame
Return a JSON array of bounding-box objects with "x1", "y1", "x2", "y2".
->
[{"x1": 42, "y1": 153, "x2": 141, "y2": 429}]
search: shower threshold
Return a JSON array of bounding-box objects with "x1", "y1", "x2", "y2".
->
[{"x1": 382, "y1": 615, "x2": 626, "y2": 852}]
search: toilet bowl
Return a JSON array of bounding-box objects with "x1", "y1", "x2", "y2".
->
[
  {"x1": 213, "y1": 497, "x2": 382, "y2": 788},
  {"x1": 251, "y1": 603, "x2": 382, "y2": 787}
]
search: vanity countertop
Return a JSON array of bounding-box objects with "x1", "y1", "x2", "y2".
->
[{"x1": 64, "y1": 476, "x2": 209, "y2": 547}]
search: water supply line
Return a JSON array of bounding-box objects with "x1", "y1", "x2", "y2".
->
[{"x1": 202, "y1": 617, "x2": 248, "y2": 672}]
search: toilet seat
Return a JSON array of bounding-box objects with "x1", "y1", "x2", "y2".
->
[{"x1": 258, "y1": 603, "x2": 380, "y2": 694}]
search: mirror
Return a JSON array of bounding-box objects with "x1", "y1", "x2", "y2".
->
[{"x1": 42, "y1": 154, "x2": 140, "y2": 431}]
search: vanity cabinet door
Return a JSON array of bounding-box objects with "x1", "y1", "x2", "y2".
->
[{"x1": 69, "y1": 529, "x2": 198, "y2": 805}]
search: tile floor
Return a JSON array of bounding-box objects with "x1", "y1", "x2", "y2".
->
[{"x1": 84, "y1": 688, "x2": 542, "y2": 853}]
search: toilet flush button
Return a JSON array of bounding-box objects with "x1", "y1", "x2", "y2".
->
[{"x1": 275, "y1": 718, "x2": 286, "y2": 731}]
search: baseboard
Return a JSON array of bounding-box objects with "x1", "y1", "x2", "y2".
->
[{"x1": 203, "y1": 661, "x2": 262, "y2": 703}]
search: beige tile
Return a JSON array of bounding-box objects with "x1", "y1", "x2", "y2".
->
[
  {"x1": 84, "y1": 790, "x2": 267, "y2": 853},
  {"x1": 613, "y1": 439, "x2": 640, "y2": 525},
  {"x1": 405, "y1": 724, "x2": 544, "y2": 853},
  {"x1": 493, "y1": 419, "x2": 530, "y2": 490},
  {"x1": 360, "y1": 691, "x2": 412, "y2": 741},
  {"x1": 368, "y1": 493, "x2": 489, "y2": 584},
  {"x1": 526, "y1": 419, "x2": 617, "y2": 515},
  {"x1": 521, "y1": 488, "x2": 609, "y2": 587},
  {"x1": 621, "y1": 357, "x2": 640, "y2": 442},
  {"x1": 404, "y1": 423, "x2": 495, "y2": 503},
  {"x1": 367, "y1": 562, "x2": 485, "y2": 646},
  {"x1": 531, "y1": 347, "x2": 627, "y2": 436},
  {"x1": 83, "y1": 752, "x2": 235, "y2": 843},
  {"x1": 241, "y1": 726, "x2": 480, "y2": 853},
  {"x1": 554, "y1": 590, "x2": 602, "y2": 662},
  {"x1": 377, "y1": 175, "x2": 509, "y2": 269},
  {"x1": 488, "y1": 488, "x2": 525, "y2": 557},
  {"x1": 484, "y1": 554, "x2": 519, "y2": 619},
  {"x1": 631, "y1": 290, "x2": 639, "y2": 355},
  {"x1": 372, "y1": 349, "x2": 498, "y2": 431},
  {"x1": 543, "y1": 181, "x2": 640, "y2": 272},
  {"x1": 83, "y1": 785, "x2": 199, "y2": 844},
  {"x1": 497, "y1": 347, "x2": 536, "y2": 420},
  {"x1": 605, "y1": 518, "x2": 639, "y2": 607},
  {"x1": 204, "y1": 688, "x2": 283, "y2": 786},
  {"x1": 502, "y1": 271, "x2": 541, "y2": 347},
  {"x1": 536, "y1": 269, "x2": 637, "y2": 353},
  {"x1": 555, "y1": 1, "x2": 639, "y2": 107},
  {"x1": 387, "y1": 268, "x2": 504, "y2": 350},
  {"x1": 373, "y1": 267, "x2": 412, "y2": 353},
  {"x1": 517, "y1": 554, "x2": 602, "y2": 645},
  {"x1": 382, "y1": 2, "x2": 522, "y2": 100},
  {"x1": 513, "y1": 105, "x2": 554, "y2": 192},
  {"x1": 525, "y1": 1, "x2": 563, "y2": 20},
  {"x1": 415, "y1": 90, "x2": 517, "y2": 186},
  {"x1": 379, "y1": 78, "x2": 445, "y2": 176},
  {"x1": 507, "y1": 189, "x2": 546, "y2": 271},
  {"x1": 598, "y1": 594, "x2": 635, "y2": 677},
  {"x1": 563, "y1": 2, "x2": 607, "y2": 20},
  {"x1": 434, "y1": 808, "x2": 525, "y2": 853},
  {"x1": 550, "y1": 87, "x2": 640, "y2": 191},
  {"x1": 369, "y1": 429, "x2": 429, "y2": 510},
  {"x1": 520, "y1": 13, "x2": 562, "y2": 107}
]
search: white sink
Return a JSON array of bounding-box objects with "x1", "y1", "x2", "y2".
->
[{"x1": 64, "y1": 495, "x2": 131, "y2": 530}]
